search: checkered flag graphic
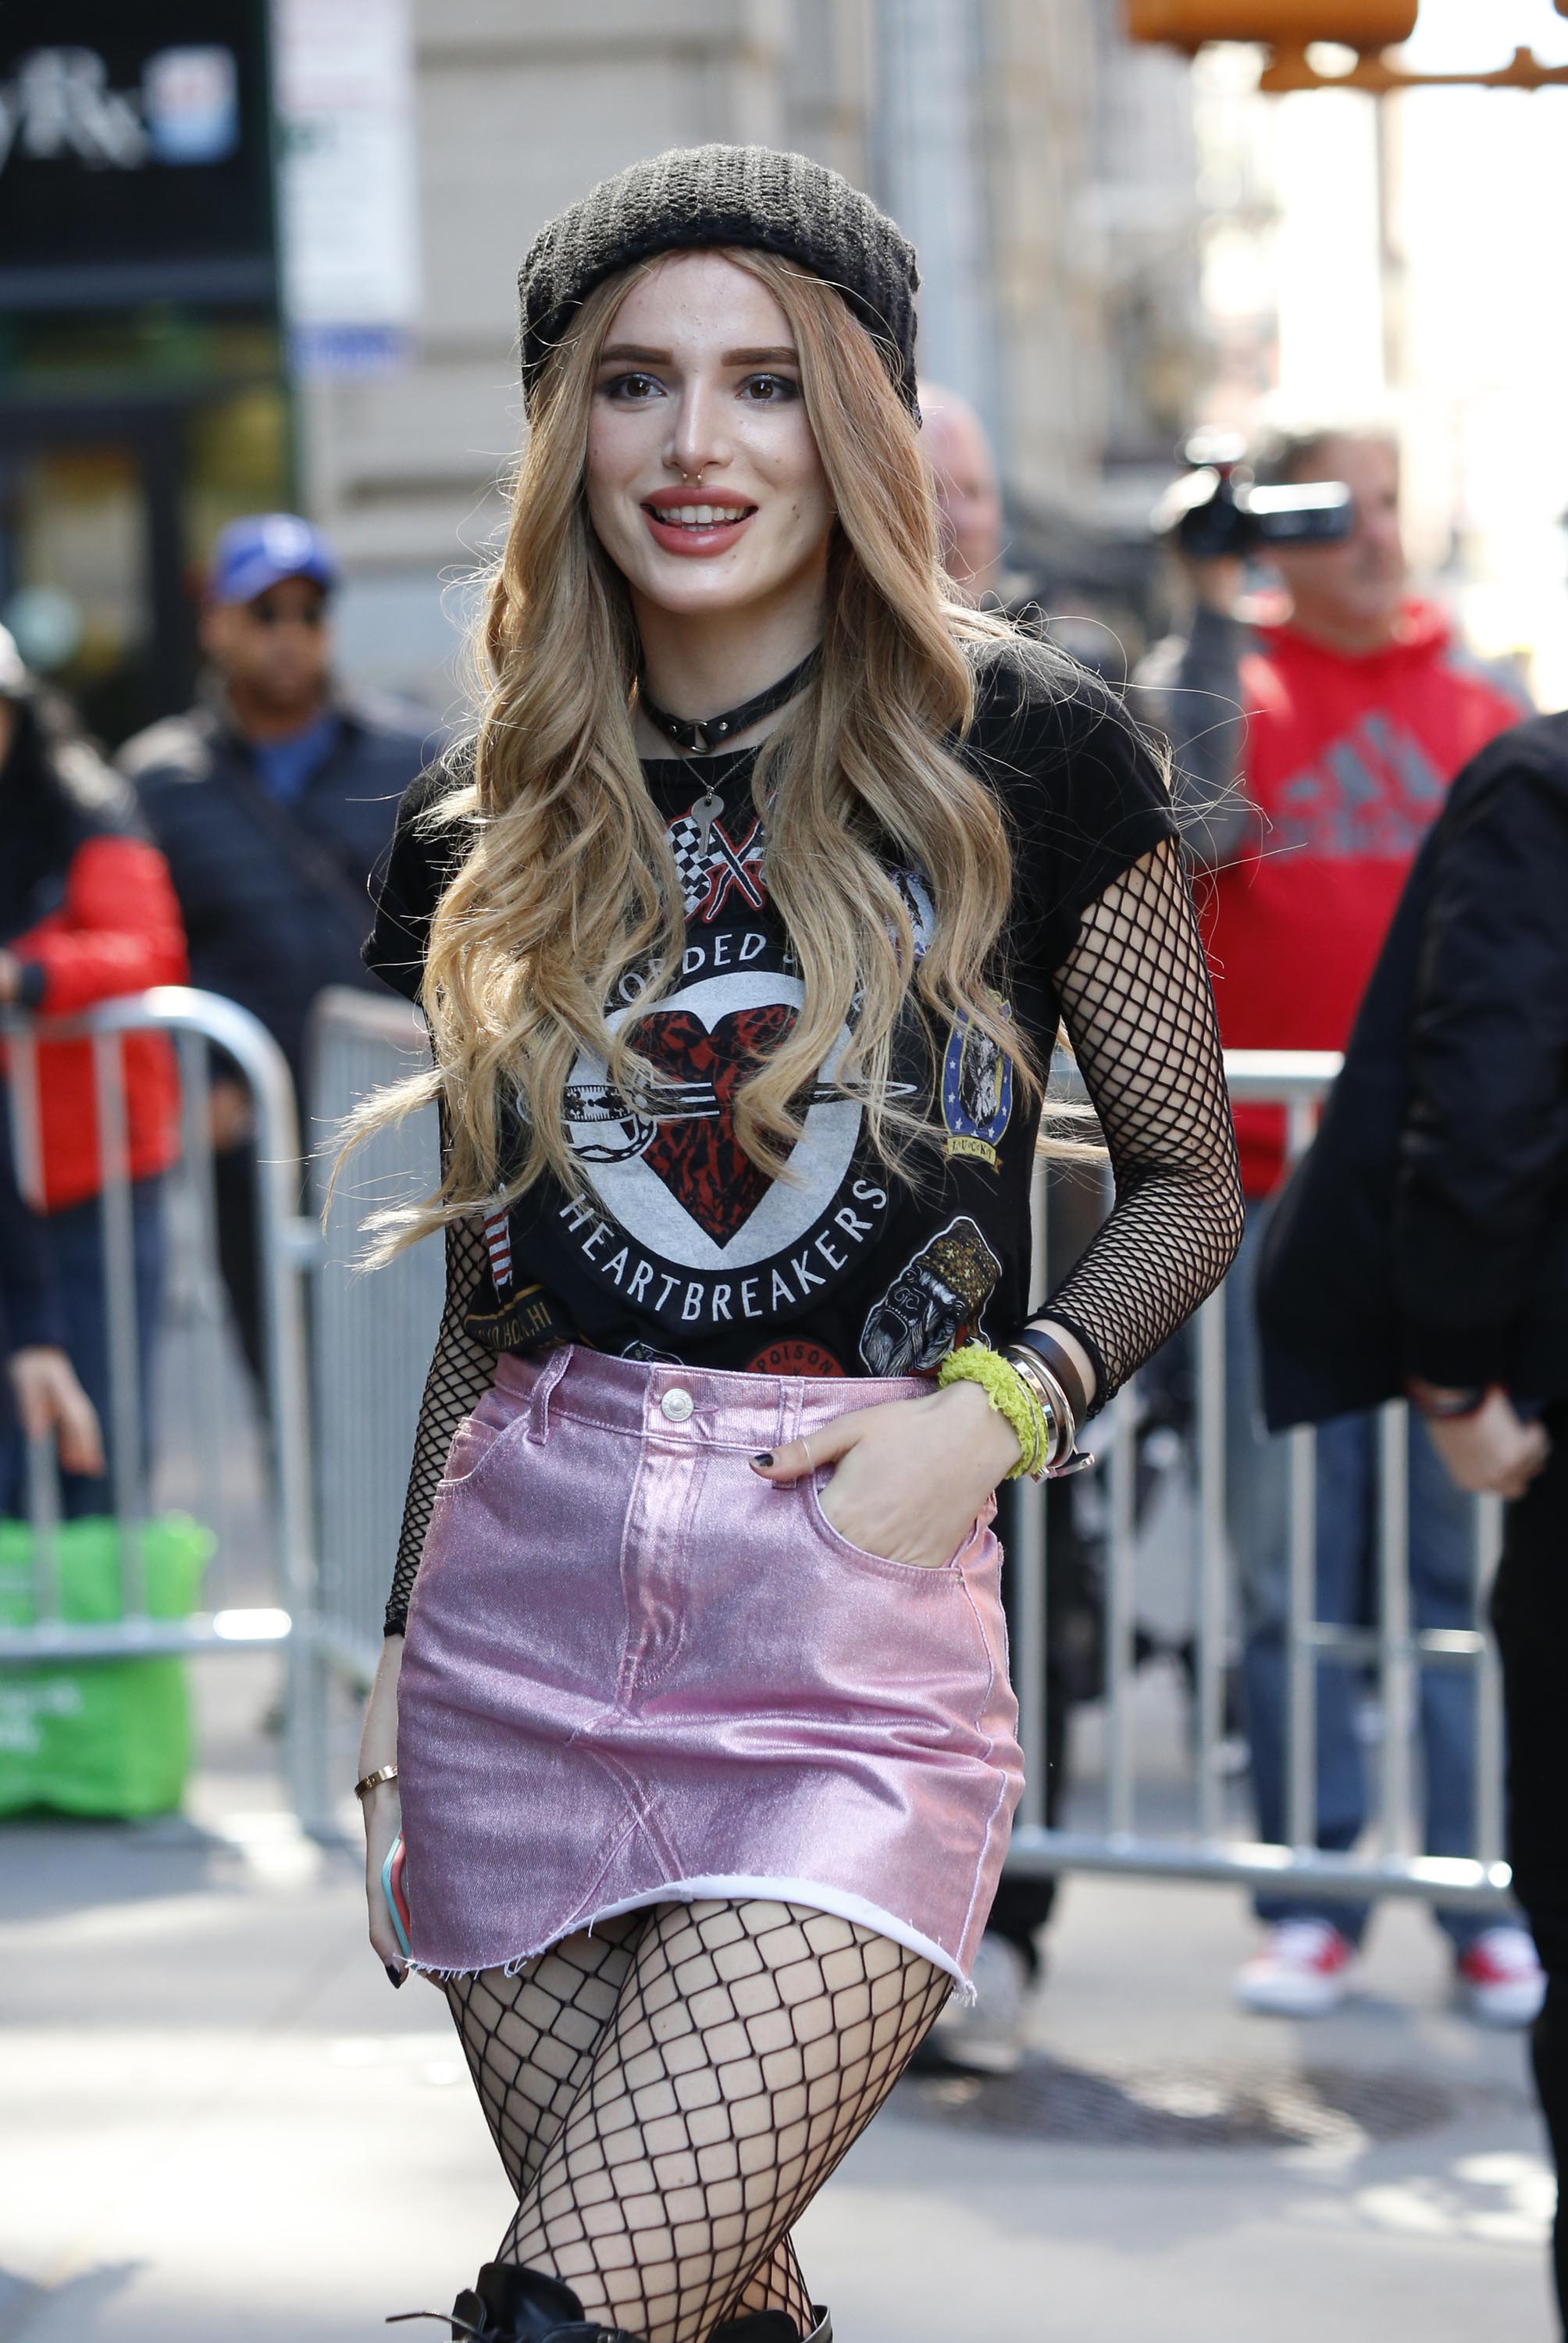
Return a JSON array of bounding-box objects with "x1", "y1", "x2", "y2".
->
[
  {"x1": 665, "y1": 811, "x2": 768, "y2": 922},
  {"x1": 666, "y1": 815, "x2": 712, "y2": 918}
]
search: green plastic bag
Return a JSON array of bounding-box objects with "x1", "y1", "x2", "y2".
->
[{"x1": 0, "y1": 1514, "x2": 214, "y2": 1817}]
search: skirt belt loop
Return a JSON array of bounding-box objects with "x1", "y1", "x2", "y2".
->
[{"x1": 526, "y1": 1344, "x2": 573, "y2": 1446}]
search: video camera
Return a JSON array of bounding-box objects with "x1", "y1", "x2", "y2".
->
[{"x1": 1153, "y1": 430, "x2": 1353, "y2": 562}]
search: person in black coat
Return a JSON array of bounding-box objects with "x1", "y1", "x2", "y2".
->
[
  {"x1": 1259, "y1": 709, "x2": 1568, "y2": 2329},
  {"x1": 119, "y1": 515, "x2": 444, "y2": 1371}
]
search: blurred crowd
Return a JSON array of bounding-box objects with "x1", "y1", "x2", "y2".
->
[
  {"x1": 912, "y1": 394, "x2": 1556, "y2": 2084},
  {"x1": 5, "y1": 370, "x2": 1568, "y2": 2286},
  {"x1": 0, "y1": 513, "x2": 442, "y2": 1495}
]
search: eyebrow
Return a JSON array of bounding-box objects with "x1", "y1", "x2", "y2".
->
[{"x1": 598, "y1": 343, "x2": 800, "y2": 367}]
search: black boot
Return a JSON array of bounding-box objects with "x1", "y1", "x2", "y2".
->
[
  {"x1": 708, "y1": 2310, "x2": 832, "y2": 2342},
  {"x1": 389, "y1": 2262, "x2": 647, "y2": 2342}
]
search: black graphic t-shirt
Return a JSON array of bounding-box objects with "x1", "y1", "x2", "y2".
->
[{"x1": 364, "y1": 647, "x2": 1174, "y2": 1382}]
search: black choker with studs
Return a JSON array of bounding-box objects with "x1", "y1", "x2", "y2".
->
[{"x1": 639, "y1": 647, "x2": 821, "y2": 758}]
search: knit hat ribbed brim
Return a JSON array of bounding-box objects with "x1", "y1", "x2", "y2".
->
[{"x1": 518, "y1": 144, "x2": 920, "y2": 414}]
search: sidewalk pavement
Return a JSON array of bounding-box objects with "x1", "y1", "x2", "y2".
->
[{"x1": 1, "y1": 1653, "x2": 1556, "y2": 2343}]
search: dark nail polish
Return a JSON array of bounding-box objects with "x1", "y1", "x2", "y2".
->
[
  {"x1": 752, "y1": 1451, "x2": 775, "y2": 1467},
  {"x1": 386, "y1": 1961, "x2": 405, "y2": 1988}
]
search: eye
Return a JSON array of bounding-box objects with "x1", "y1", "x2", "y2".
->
[
  {"x1": 737, "y1": 373, "x2": 800, "y2": 404},
  {"x1": 600, "y1": 371, "x2": 665, "y2": 402}
]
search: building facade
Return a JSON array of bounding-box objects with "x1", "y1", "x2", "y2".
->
[
  {"x1": 0, "y1": 2, "x2": 288, "y2": 744},
  {"x1": 0, "y1": 2, "x2": 1204, "y2": 733},
  {"x1": 308, "y1": 0, "x2": 1205, "y2": 704}
]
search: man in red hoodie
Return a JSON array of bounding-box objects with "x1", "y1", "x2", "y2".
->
[{"x1": 1140, "y1": 424, "x2": 1534, "y2": 2022}]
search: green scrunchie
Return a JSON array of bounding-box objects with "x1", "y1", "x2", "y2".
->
[{"x1": 935, "y1": 1342, "x2": 1048, "y2": 1479}]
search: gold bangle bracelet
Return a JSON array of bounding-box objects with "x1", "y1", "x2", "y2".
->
[
  {"x1": 1006, "y1": 1339, "x2": 1072, "y2": 1427},
  {"x1": 1019, "y1": 1366, "x2": 1064, "y2": 1462},
  {"x1": 998, "y1": 1347, "x2": 1064, "y2": 1470},
  {"x1": 1000, "y1": 1340, "x2": 1052, "y2": 1415},
  {"x1": 1002, "y1": 1346, "x2": 1073, "y2": 1467},
  {"x1": 354, "y1": 1763, "x2": 399, "y2": 1801}
]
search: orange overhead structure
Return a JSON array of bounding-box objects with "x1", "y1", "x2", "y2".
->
[
  {"x1": 1126, "y1": 3, "x2": 1568, "y2": 88},
  {"x1": 1124, "y1": 2, "x2": 1416, "y2": 50}
]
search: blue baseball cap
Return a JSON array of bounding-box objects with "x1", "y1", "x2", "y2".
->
[{"x1": 206, "y1": 513, "x2": 338, "y2": 606}]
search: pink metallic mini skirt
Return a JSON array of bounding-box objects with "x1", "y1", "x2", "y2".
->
[{"x1": 396, "y1": 1346, "x2": 1024, "y2": 1992}]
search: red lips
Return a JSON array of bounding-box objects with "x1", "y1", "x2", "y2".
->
[{"x1": 640, "y1": 487, "x2": 758, "y2": 559}]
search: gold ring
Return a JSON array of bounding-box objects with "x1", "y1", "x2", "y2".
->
[{"x1": 800, "y1": 1432, "x2": 814, "y2": 1476}]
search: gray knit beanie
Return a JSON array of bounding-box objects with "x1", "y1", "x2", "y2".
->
[{"x1": 518, "y1": 144, "x2": 920, "y2": 415}]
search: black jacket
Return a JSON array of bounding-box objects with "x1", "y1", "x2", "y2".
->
[
  {"x1": 119, "y1": 690, "x2": 443, "y2": 1079},
  {"x1": 1259, "y1": 711, "x2": 1568, "y2": 1428},
  {"x1": 0, "y1": 1089, "x2": 62, "y2": 1360}
]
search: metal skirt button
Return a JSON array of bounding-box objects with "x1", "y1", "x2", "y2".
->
[{"x1": 660, "y1": 1387, "x2": 695, "y2": 1423}]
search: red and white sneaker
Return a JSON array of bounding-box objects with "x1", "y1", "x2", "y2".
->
[
  {"x1": 1233, "y1": 1920, "x2": 1361, "y2": 2016},
  {"x1": 1456, "y1": 1927, "x2": 1545, "y2": 2027}
]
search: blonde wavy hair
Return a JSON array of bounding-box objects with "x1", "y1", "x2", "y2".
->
[{"x1": 351, "y1": 246, "x2": 1047, "y2": 1253}]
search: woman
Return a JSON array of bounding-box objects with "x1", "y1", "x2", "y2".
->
[
  {"x1": 357, "y1": 144, "x2": 1242, "y2": 2343},
  {"x1": 0, "y1": 633, "x2": 186, "y2": 1515}
]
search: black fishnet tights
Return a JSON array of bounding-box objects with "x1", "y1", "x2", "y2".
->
[
  {"x1": 443, "y1": 1899, "x2": 948, "y2": 2342},
  {"x1": 1046, "y1": 835, "x2": 1243, "y2": 1405},
  {"x1": 444, "y1": 1922, "x2": 814, "y2": 2330}
]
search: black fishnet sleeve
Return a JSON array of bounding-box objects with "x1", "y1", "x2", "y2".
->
[
  {"x1": 383, "y1": 1200, "x2": 497, "y2": 1636},
  {"x1": 1039, "y1": 835, "x2": 1244, "y2": 1407}
]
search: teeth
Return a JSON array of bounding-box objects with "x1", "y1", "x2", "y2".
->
[{"x1": 661, "y1": 505, "x2": 746, "y2": 525}]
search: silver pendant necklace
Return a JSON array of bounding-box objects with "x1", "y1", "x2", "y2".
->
[
  {"x1": 689, "y1": 783, "x2": 725, "y2": 858},
  {"x1": 640, "y1": 647, "x2": 821, "y2": 853}
]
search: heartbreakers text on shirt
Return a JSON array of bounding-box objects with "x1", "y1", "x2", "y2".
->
[{"x1": 556, "y1": 1177, "x2": 890, "y2": 1325}]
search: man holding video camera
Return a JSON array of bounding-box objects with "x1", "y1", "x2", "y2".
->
[{"x1": 1139, "y1": 422, "x2": 1534, "y2": 2022}]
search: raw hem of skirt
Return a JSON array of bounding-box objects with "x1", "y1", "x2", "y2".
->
[{"x1": 404, "y1": 1873, "x2": 976, "y2": 2003}]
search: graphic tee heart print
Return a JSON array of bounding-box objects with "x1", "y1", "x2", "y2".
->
[
  {"x1": 544, "y1": 758, "x2": 895, "y2": 1369},
  {"x1": 363, "y1": 647, "x2": 1177, "y2": 1379}
]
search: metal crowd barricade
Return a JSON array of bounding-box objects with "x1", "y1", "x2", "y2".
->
[
  {"x1": 1006, "y1": 1047, "x2": 1511, "y2": 1916},
  {"x1": 301, "y1": 1010, "x2": 1512, "y2": 1911},
  {"x1": 306, "y1": 987, "x2": 444, "y2": 1699},
  {"x1": 2, "y1": 988, "x2": 323, "y2": 1815}
]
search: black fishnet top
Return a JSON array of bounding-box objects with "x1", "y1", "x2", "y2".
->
[{"x1": 382, "y1": 833, "x2": 1241, "y2": 1632}]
